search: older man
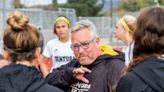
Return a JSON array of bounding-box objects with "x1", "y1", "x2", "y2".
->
[{"x1": 44, "y1": 20, "x2": 125, "y2": 92}]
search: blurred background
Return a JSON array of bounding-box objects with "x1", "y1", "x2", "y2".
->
[{"x1": 0, "y1": 0, "x2": 163, "y2": 48}]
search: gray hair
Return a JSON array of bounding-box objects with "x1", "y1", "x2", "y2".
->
[{"x1": 71, "y1": 19, "x2": 98, "y2": 38}]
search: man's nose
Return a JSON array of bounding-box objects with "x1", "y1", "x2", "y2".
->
[{"x1": 78, "y1": 46, "x2": 85, "y2": 53}]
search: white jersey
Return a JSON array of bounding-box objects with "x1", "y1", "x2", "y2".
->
[
  {"x1": 0, "y1": 39, "x2": 3, "y2": 55},
  {"x1": 43, "y1": 38, "x2": 74, "y2": 69},
  {"x1": 122, "y1": 41, "x2": 134, "y2": 66}
]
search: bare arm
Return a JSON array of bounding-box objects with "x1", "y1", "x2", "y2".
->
[{"x1": 38, "y1": 55, "x2": 50, "y2": 77}]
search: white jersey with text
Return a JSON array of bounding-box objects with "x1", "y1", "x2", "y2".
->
[{"x1": 43, "y1": 38, "x2": 74, "y2": 69}]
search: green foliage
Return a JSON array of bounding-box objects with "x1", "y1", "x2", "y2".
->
[
  {"x1": 159, "y1": 0, "x2": 164, "y2": 5},
  {"x1": 52, "y1": 0, "x2": 58, "y2": 9},
  {"x1": 120, "y1": 0, "x2": 163, "y2": 11},
  {"x1": 52, "y1": 0, "x2": 104, "y2": 16}
]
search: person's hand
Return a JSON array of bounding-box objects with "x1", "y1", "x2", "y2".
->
[
  {"x1": 72, "y1": 66, "x2": 91, "y2": 83},
  {"x1": 36, "y1": 55, "x2": 50, "y2": 77}
]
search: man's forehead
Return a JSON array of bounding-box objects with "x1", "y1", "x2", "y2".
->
[
  {"x1": 71, "y1": 35, "x2": 94, "y2": 44},
  {"x1": 71, "y1": 37, "x2": 91, "y2": 42}
]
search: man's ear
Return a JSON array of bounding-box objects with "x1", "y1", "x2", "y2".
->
[
  {"x1": 35, "y1": 47, "x2": 41, "y2": 58},
  {"x1": 95, "y1": 37, "x2": 100, "y2": 44}
]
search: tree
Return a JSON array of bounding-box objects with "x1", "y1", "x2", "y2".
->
[
  {"x1": 52, "y1": 0, "x2": 104, "y2": 16},
  {"x1": 52, "y1": 0, "x2": 58, "y2": 9},
  {"x1": 14, "y1": 0, "x2": 24, "y2": 8},
  {"x1": 119, "y1": 0, "x2": 163, "y2": 12}
]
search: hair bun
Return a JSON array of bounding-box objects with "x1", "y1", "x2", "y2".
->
[{"x1": 7, "y1": 11, "x2": 29, "y2": 31}]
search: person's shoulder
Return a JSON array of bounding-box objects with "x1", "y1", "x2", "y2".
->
[
  {"x1": 121, "y1": 72, "x2": 142, "y2": 85},
  {"x1": 106, "y1": 58, "x2": 125, "y2": 70},
  {"x1": 101, "y1": 54, "x2": 125, "y2": 71},
  {"x1": 46, "y1": 38, "x2": 58, "y2": 46},
  {"x1": 48, "y1": 38, "x2": 58, "y2": 43},
  {"x1": 121, "y1": 72, "x2": 137, "y2": 82},
  {"x1": 0, "y1": 64, "x2": 11, "y2": 72},
  {"x1": 116, "y1": 73, "x2": 134, "y2": 92},
  {"x1": 98, "y1": 54, "x2": 125, "y2": 71},
  {"x1": 117, "y1": 71, "x2": 145, "y2": 92},
  {"x1": 101, "y1": 52, "x2": 125, "y2": 64}
]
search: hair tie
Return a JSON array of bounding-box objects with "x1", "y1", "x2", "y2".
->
[
  {"x1": 54, "y1": 16, "x2": 70, "y2": 27},
  {"x1": 120, "y1": 18, "x2": 132, "y2": 32}
]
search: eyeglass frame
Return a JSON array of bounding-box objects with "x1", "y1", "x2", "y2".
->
[{"x1": 71, "y1": 37, "x2": 96, "y2": 52}]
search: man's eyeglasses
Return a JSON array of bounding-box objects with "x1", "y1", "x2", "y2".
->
[{"x1": 71, "y1": 37, "x2": 96, "y2": 51}]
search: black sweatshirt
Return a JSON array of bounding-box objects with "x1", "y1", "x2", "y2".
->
[
  {"x1": 46, "y1": 53, "x2": 125, "y2": 92},
  {"x1": 0, "y1": 64, "x2": 63, "y2": 92},
  {"x1": 116, "y1": 58, "x2": 164, "y2": 92}
]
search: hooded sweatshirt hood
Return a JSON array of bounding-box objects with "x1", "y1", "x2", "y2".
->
[
  {"x1": 100, "y1": 45, "x2": 119, "y2": 56},
  {"x1": 0, "y1": 64, "x2": 44, "y2": 92},
  {"x1": 84, "y1": 45, "x2": 125, "y2": 68},
  {"x1": 133, "y1": 58, "x2": 164, "y2": 92}
]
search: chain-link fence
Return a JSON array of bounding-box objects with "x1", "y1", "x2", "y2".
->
[
  {"x1": 0, "y1": 0, "x2": 124, "y2": 48},
  {"x1": 78, "y1": 16, "x2": 124, "y2": 47},
  {"x1": 0, "y1": 7, "x2": 77, "y2": 45}
]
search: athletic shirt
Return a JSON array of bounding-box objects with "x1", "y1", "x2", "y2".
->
[
  {"x1": 43, "y1": 38, "x2": 74, "y2": 69},
  {"x1": 0, "y1": 39, "x2": 3, "y2": 55},
  {"x1": 122, "y1": 41, "x2": 134, "y2": 66}
]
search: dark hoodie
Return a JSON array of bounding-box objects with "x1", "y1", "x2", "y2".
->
[
  {"x1": 46, "y1": 50, "x2": 125, "y2": 92},
  {"x1": 0, "y1": 64, "x2": 63, "y2": 92},
  {"x1": 116, "y1": 58, "x2": 164, "y2": 92}
]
